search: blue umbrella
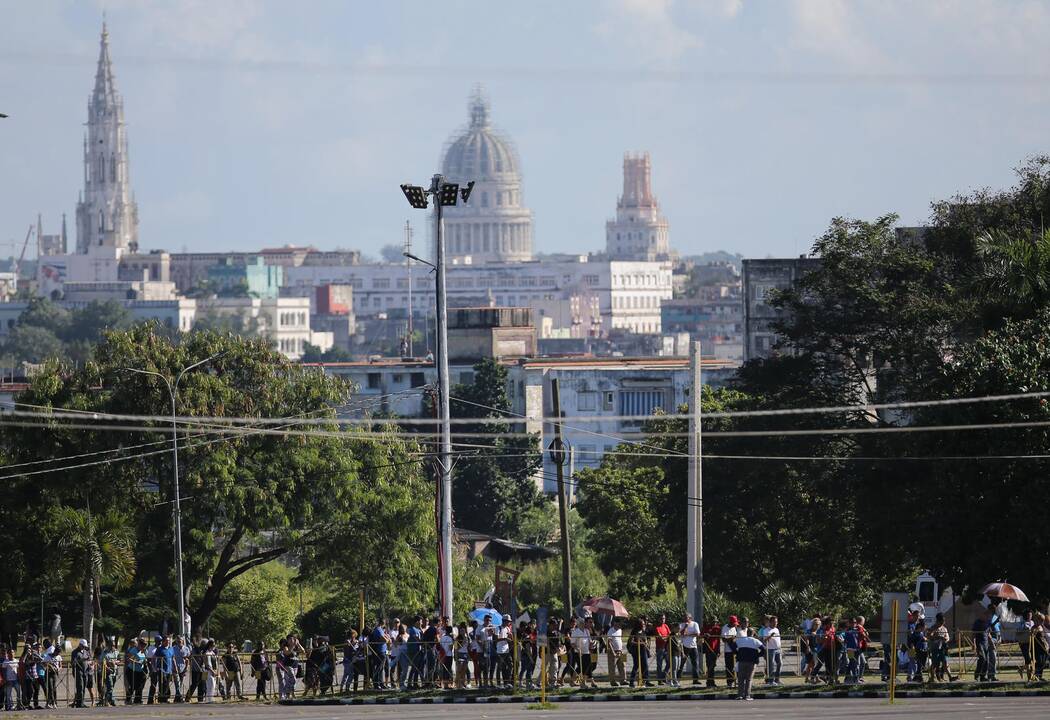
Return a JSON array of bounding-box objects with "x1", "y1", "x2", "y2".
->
[{"x1": 469, "y1": 608, "x2": 504, "y2": 626}]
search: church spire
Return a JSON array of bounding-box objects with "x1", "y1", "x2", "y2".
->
[
  {"x1": 76, "y1": 21, "x2": 138, "y2": 256},
  {"x1": 92, "y1": 21, "x2": 117, "y2": 111}
]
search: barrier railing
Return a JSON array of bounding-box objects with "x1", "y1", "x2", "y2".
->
[{"x1": 2, "y1": 624, "x2": 1043, "y2": 707}]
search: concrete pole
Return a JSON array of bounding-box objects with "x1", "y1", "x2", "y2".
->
[
  {"x1": 550, "y1": 378, "x2": 573, "y2": 619},
  {"x1": 431, "y1": 174, "x2": 454, "y2": 620},
  {"x1": 687, "y1": 341, "x2": 704, "y2": 621}
]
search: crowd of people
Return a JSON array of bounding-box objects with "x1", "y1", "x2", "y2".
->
[{"x1": 0, "y1": 607, "x2": 1039, "y2": 709}]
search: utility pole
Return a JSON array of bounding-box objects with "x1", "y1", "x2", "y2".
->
[
  {"x1": 686, "y1": 341, "x2": 704, "y2": 621},
  {"x1": 399, "y1": 176, "x2": 474, "y2": 620},
  {"x1": 403, "y1": 221, "x2": 414, "y2": 358},
  {"x1": 123, "y1": 351, "x2": 225, "y2": 638},
  {"x1": 549, "y1": 378, "x2": 573, "y2": 619}
]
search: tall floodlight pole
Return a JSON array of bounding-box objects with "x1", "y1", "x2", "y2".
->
[
  {"x1": 123, "y1": 351, "x2": 224, "y2": 638},
  {"x1": 404, "y1": 221, "x2": 414, "y2": 358},
  {"x1": 686, "y1": 341, "x2": 704, "y2": 621},
  {"x1": 400, "y1": 176, "x2": 475, "y2": 619}
]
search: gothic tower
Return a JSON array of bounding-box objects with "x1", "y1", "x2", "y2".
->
[
  {"x1": 76, "y1": 22, "x2": 139, "y2": 255},
  {"x1": 605, "y1": 152, "x2": 670, "y2": 261}
]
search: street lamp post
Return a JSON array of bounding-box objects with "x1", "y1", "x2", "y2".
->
[
  {"x1": 124, "y1": 351, "x2": 224, "y2": 638},
  {"x1": 399, "y1": 175, "x2": 474, "y2": 619}
]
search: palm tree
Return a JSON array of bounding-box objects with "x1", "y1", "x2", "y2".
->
[
  {"x1": 54, "y1": 507, "x2": 136, "y2": 648},
  {"x1": 974, "y1": 228, "x2": 1050, "y2": 315}
]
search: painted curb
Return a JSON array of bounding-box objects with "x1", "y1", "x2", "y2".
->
[{"x1": 279, "y1": 687, "x2": 1050, "y2": 706}]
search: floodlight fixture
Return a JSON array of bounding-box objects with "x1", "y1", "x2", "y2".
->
[
  {"x1": 400, "y1": 184, "x2": 429, "y2": 209},
  {"x1": 438, "y1": 182, "x2": 460, "y2": 207},
  {"x1": 460, "y1": 180, "x2": 475, "y2": 203}
]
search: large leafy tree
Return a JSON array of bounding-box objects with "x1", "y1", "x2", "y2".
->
[{"x1": 3, "y1": 324, "x2": 427, "y2": 632}]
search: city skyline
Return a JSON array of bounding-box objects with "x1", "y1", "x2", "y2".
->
[{"x1": 2, "y1": 1, "x2": 1049, "y2": 260}]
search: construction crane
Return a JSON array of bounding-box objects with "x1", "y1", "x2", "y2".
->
[{"x1": 14, "y1": 224, "x2": 33, "y2": 291}]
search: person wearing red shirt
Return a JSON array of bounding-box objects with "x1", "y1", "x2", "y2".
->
[
  {"x1": 854, "y1": 616, "x2": 870, "y2": 682},
  {"x1": 701, "y1": 618, "x2": 722, "y2": 688},
  {"x1": 653, "y1": 615, "x2": 671, "y2": 684}
]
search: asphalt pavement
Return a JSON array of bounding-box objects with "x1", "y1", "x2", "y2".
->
[{"x1": 7, "y1": 697, "x2": 1049, "y2": 719}]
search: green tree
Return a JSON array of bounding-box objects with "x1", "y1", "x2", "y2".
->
[
  {"x1": 441, "y1": 358, "x2": 543, "y2": 539},
  {"x1": 972, "y1": 228, "x2": 1050, "y2": 318},
  {"x1": 6, "y1": 324, "x2": 426, "y2": 632},
  {"x1": 52, "y1": 507, "x2": 136, "y2": 646},
  {"x1": 210, "y1": 565, "x2": 297, "y2": 646},
  {"x1": 4, "y1": 324, "x2": 64, "y2": 363}
]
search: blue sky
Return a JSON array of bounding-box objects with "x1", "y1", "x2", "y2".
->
[{"x1": 1, "y1": 0, "x2": 1048, "y2": 260}]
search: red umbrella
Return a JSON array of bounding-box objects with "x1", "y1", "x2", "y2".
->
[
  {"x1": 582, "y1": 596, "x2": 630, "y2": 617},
  {"x1": 980, "y1": 582, "x2": 1030, "y2": 603}
]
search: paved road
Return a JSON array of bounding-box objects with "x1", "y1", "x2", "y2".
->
[{"x1": 10, "y1": 698, "x2": 1049, "y2": 719}]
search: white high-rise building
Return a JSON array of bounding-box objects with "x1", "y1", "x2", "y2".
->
[
  {"x1": 75, "y1": 23, "x2": 139, "y2": 255},
  {"x1": 605, "y1": 152, "x2": 671, "y2": 261},
  {"x1": 439, "y1": 87, "x2": 534, "y2": 263}
]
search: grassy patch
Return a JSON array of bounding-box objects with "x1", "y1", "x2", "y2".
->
[{"x1": 526, "y1": 702, "x2": 560, "y2": 710}]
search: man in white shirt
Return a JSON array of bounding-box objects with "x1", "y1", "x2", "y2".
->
[
  {"x1": 764, "y1": 616, "x2": 782, "y2": 685},
  {"x1": 680, "y1": 613, "x2": 701, "y2": 684},
  {"x1": 721, "y1": 615, "x2": 740, "y2": 688},
  {"x1": 571, "y1": 617, "x2": 597, "y2": 688},
  {"x1": 605, "y1": 619, "x2": 626, "y2": 686},
  {"x1": 496, "y1": 617, "x2": 513, "y2": 688}
]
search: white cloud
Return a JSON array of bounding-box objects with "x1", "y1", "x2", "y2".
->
[
  {"x1": 593, "y1": 0, "x2": 703, "y2": 65},
  {"x1": 787, "y1": 0, "x2": 889, "y2": 71}
]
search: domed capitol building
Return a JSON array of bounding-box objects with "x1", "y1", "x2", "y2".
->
[{"x1": 439, "y1": 87, "x2": 534, "y2": 263}]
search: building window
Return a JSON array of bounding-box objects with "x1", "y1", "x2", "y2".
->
[
  {"x1": 367, "y1": 373, "x2": 381, "y2": 389},
  {"x1": 410, "y1": 372, "x2": 426, "y2": 388},
  {"x1": 620, "y1": 389, "x2": 666, "y2": 417},
  {"x1": 602, "y1": 391, "x2": 614, "y2": 411},
  {"x1": 577, "y1": 391, "x2": 597, "y2": 411}
]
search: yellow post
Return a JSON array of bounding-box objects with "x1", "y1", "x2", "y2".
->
[
  {"x1": 888, "y1": 600, "x2": 899, "y2": 703},
  {"x1": 540, "y1": 646, "x2": 546, "y2": 704}
]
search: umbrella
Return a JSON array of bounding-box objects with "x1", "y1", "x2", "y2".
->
[
  {"x1": 981, "y1": 582, "x2": 1030, "y2": 603},
  {"x1": 469, "y1": 607, "x2": 505, "y2": 625},
  {"x1": 581, "y1": 596, "x2": 630, "y2": 617}
]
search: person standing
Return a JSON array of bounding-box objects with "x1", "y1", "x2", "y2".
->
[
  {"x1": 145, "y1": 635, "x2": 161, "y2": 704},
  {"x1": 250, "y1": 642, "x2": 271, "y2": 700},
  {"x1": 495, "y1": 616, "x2": 513, "y2": 688},
  {"x1": 155, "y1": 636, "x2": 175, "y2": 703},
  {"x1": 560, "y1": 617, "x2": 579, "y2": 687},
  {"x1": 369, "y1": 619, "x2": 389, "y2": 690},
  {"x1": 908, "y1": 620, "x2": 929, "y2": 684},
  {"x1": 1033, "y1": 614, "x2": 1049, "y2": 681},
  {"x1": 721, "y1": 615, "x2": 740, "y2": 689},
  {"x1": 764, "y1": 616, "x2": 782, "y2": 686},
  {"x1": 700, "y1": 616, "x2": 721, "y2": 688},
  {"x1": 628, "y1": 618, "x2": 652, "y2": 688},
  {"x1": 854, "y1": 616, "x2": 871, "y2": 681},
  {"x1": 2, "y1": 648, "x2": 19, "y2": 711},
  {"x1": 971, "y1": 613, "x2": 989, "y2": 682},
  {"x1": 172, "y1": 636, "x2": 189, "y2": 702},
  {"x1": 99, "y1": 638, "x2": 119, "y2": 707},
  {"x1": 680, "y1": 613, "x2": 701, "y2": 685},
  {"x1": 606, "y1": 619, "x2": 627, "y2": 687},
  {"x1": 929, "y1": 613, "x2": 955, "y2": 682},
  {"x1": 71, "y1": 638, "x2": 91, "y2": 708},
  {"x1": 128, "y1": 638, "x2": 149, "y2": 704},
  {"x1": 223, "y1": 643, "x2": 244, "y2": 700},
  {"x1": 734, "y1": 629, "x2": 763, "y2": 701},
  {"x1": 652, "y1": 615, "x2": 670, "y2": 685}
]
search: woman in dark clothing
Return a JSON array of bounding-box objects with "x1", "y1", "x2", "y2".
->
[
  {"x1": 250, "y1": 642, "x2": 271, "y2": 700},
  {"x1": 629, "y1": 619, "x2": 652, "y2": 687}
]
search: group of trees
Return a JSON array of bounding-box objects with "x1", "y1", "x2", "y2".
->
[
  {"x1": 1, "y1": 298, "x2": 134, "y2": 365},
  {"x1": 0, "y1": 324, "x2": 434, "y2": 644},
  {"x1": 574, "y1": 155, "x2": 1050, "y2": 618}
]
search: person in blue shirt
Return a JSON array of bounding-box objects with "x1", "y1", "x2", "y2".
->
[
  {"x1": 907, "y1": 619, "x2": 929, "y2": 683},
  {"x1": 369, "y1": 619, "x2": 389, "y2": 690},
  {"x1": 154, "y1": 636, "x2": 175, "y2": 703},
  {"x1": 843, "y1": 620, "x2": 861, "y2": 683},
  {"x1": 127, "y1": 638, "x2": 149, "y2": 704},
  {"x1": 406, "y1": 617, "x2": 423, "y2": 688}
]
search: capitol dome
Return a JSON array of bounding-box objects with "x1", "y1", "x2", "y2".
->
[{"x1": 438, "y1": 87, "x2": 533, "y2": 263}]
